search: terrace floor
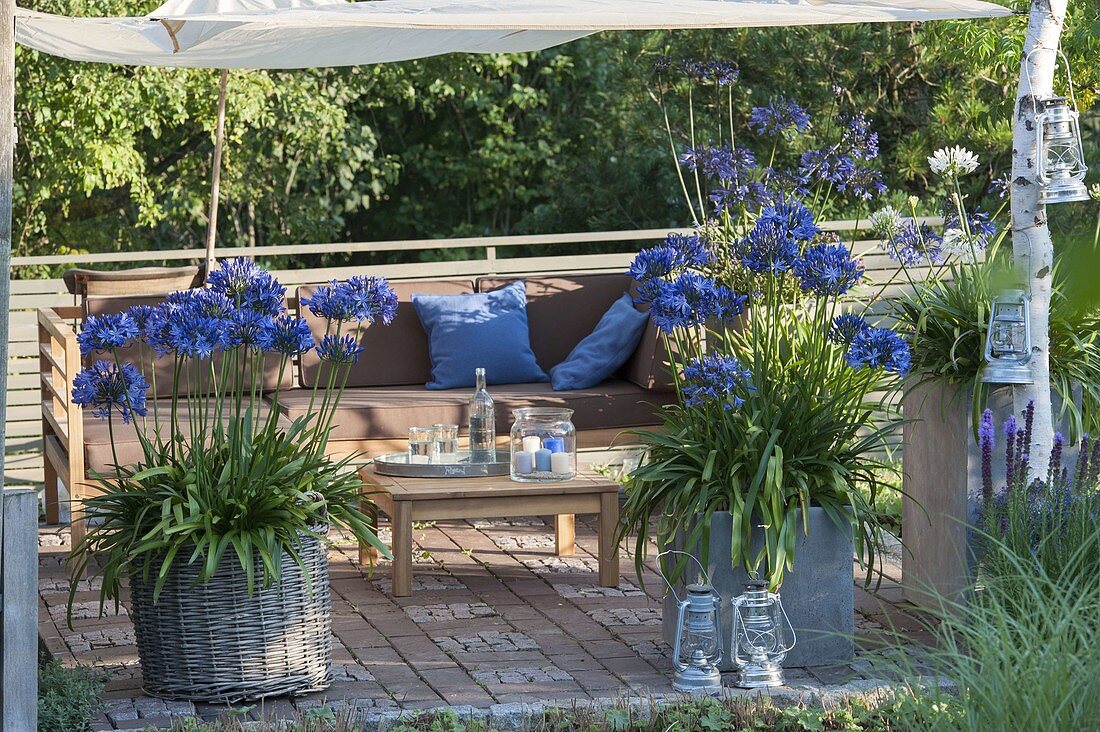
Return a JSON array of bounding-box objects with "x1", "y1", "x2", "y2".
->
[{"x1": 37, "y1": 513, "x2": 935, "y2": 731}]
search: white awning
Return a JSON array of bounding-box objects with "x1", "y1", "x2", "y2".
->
[{"x1": 16, "y1": 0, "x2": 1013, "y2": 70}]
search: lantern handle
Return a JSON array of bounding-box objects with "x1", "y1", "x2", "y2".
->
[
  {"x1": 1024, "y1": 47, "x2": 1078, "y2": 111},
  {"x1": 655, "y1": 549, "x2": 713, "y2": 605},
  {"x1": 772, "y1": 591, "x2": 798, "y2": 655}
]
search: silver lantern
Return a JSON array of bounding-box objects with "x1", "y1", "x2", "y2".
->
[
  {"x1": 731, "y1": 581, "x2": 795, "y2": 689},
  {"x1": 1036, "y1": 96, "x2": 1090, "y2": 205},
  {"x1": 658, "y1": 551, "x2": 723, "y2": 694},
  {"x1": 981, "y1": 289, "x2": 1032, "y2": 385}
]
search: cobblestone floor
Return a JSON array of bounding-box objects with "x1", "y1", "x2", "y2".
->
[{"x1": 37, "y1": 514, "x2": 933, "y2": 730}]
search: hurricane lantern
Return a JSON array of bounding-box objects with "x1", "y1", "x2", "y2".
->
[
  {"x1": 658, "y1": 551, "x2": 723, "y2": 694},
  {"x1": 731, "y1": 581, "x2": 795, "y2": 689},
  {"x1": 981, "y1": 289, "x2": 1032, "y2": 385},
  {"x1": 1036, "y1": 96, "x2": 1090, "y2": 205}
]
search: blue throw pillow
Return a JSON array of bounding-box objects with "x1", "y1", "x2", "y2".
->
[
  {"x1": 412, "y1": 280, "x2": 548, "y2": 390},
  {"x1": 550, "y1": 292, "x2": 649, "y2": 391}
]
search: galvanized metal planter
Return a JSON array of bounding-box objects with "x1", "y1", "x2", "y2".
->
[
  {"x1": 129, "y1": 529, "x2": 332, "y2": 703},
  {"x1": 661, "y1": 508, "x2": 854, "y2": 670}
]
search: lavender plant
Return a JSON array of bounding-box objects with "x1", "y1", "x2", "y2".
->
[
  {"x1": 621, "y1": 61, "x2": 907, "y2": 589},
  {"x1": 69, "y1": 259, "x2": 398, "y2": 611},
  {"x1": 978, "y1": 401, "x2": 1100, "y2": 587}
]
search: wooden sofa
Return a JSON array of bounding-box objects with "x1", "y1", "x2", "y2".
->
[{"x1": 40, "y1": 272, "x2": 673, "y2": 543}]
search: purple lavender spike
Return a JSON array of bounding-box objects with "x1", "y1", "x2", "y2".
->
[
  {"x1": 1023, "y1": 401, "x2": 1035, "y2": 450},
  {"x1": 979, "y1": 409, "x2": 995, "y2": 501}
]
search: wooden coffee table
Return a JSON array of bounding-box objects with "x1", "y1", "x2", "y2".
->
[{"x1": 358, "y1": 465, "x2": 621, "y2": 597}]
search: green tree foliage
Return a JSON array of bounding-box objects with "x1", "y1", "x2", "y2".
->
[{"x1": 12, "y1": 1, "x2": 1100, "y2": 269}]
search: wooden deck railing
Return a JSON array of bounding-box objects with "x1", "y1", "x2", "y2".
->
[{"x1": 5, "y1": 221, "x2": 937, "y2": 490}]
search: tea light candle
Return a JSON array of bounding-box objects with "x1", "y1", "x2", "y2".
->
[
  {"x1": 550, "y1": 452, "x2": 571, "y2": 475},
  {"x1": 514, "y1": 451, "x2": 534, "y2": 474},
  {"x1": 522, "y1": 436, "x2": 542, "y2": 454},
  {"x1": 409, "y1": 455, "x2": 430, "y2": 465},
  {"x1": 543, "y1": 437, "x2": 565, "y2": 453},
  {"x1": 534, "y1": 448, "x2": 552, "y2": 472}
]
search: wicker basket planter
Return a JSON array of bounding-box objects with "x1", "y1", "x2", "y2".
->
[{"x1": 129, "y1": 529, "x2": 332, "y2": 703}]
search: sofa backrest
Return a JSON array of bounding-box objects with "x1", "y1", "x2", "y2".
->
[
  {"x1": 297, "y1": 279, "x2": 475, "y2": 388},
  {"x1": 84, "y1": 295, "x2": 293, "y2": 396},
  {"x1": 476, "y1": 273, "x2": 671, "y2": 390}
]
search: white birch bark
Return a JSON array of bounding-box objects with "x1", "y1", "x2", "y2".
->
[{"x1": 1010, "y1": 0, "x2": 1067, "y2": 477}]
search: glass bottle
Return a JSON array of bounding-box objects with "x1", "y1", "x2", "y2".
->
[{"x1": 468, "y1": 368, "x2": 496, "y2": 463}]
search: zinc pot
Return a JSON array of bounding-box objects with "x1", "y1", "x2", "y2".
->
[
  {"x1": 129, "y1": 529, "x2": 332, "y2": 702},
  {"x1": 661, "y1": 507, "x2": 854, "y2": 670}
]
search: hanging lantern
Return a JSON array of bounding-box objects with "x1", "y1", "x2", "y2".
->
[
  {"x1": 730, "y1": 581, "x2": 795, "y2": 689},
  {"x1": 981, "y1": 289, "x2": 1032, "y2": 385},
  {"x1": 657, "y1": 551, "x2": 723, "y2": 694},
  {"x1": 1037, "y1": 97, "x2": 1090, "y2": 204},
  {"x1": 1029, "y1": 49, "x2": 1090, "y2": 205}
]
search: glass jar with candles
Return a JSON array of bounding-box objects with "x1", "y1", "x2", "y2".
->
[{"x1": 509, "y1": 408, "x2": 576, "y2": 482}]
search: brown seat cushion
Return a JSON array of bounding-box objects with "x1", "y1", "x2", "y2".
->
[
  {"x1": 297, "y1": 280, "x2": 474, "y2": 388},
  {"x1": 83, "y1": 399, "x2": 292, "y2": 476},
  {"x1": 270, "y1": 379, "x2": 671, "y2": 442},
  {"x1": 84, "y1": 296, "x2": 293, "y2": 395}
]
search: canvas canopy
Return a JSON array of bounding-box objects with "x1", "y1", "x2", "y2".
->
[{"x1": 16, "y1": 0, "x2": 1012, "y2": 69}]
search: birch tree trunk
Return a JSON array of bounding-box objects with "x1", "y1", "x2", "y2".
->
[{"x1": 1011, "y1": 0, "x2": 1067, "y2": 477}]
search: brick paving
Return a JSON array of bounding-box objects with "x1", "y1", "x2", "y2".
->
[{"x1": 37, "y1": 512, "x2": 933, "y2": 730}]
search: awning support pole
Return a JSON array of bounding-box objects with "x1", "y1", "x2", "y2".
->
[{"x1": 204, "y1": 68, "x2": 229, "y2": 278}]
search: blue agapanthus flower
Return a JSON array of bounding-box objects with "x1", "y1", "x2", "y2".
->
[
  {"x1": 840, "y1": 112, "x2": 879, "y2": 160},
  {"x1": 793, "y1": 242, "x2": 864, "y2": 296},
  {"x1": 846, "y1": 327, "x2": 911, "y2": 376},
  {"x1": 126, "y1": 305, "x2": 158, "y2": 331},
  {"x1": 72, "y1": 360, "x2": 149, "y2": 423},
  {"x1": 317, "y1": 334, "x2": 365, "y2": 364},
  {"x1": 883, "y1": 219, "x2": 944, "y2": 266},
  {"x1": 301, "y1": 277, "x2": 398, "y2": 324},
  {"x1": 682, "y1": 354, "x2": 752, "y2": 410},
  {"x1": 679, "y1": 146, "x2": 756, "y2": 182},
  {"x1": 227, "y1": 309, "x2": 273, "y2": 349},
  {"x1": 258, "y1": 316, "x2": 314, "y2": 356},
  {"x1": 797, "y1": 149, "x2": 885, "y2": 201},
  {"x1": 165, "y1": 288, "x2": 235, "y2": 320},
  {"x1": 757, "y1": 201, "x2": 820, "y2": 242},
  {"x1": 647, "y1": 273, "x2": 747, "y2": 332},
  {"x1": 749, "y1": 96, "x2": 811, "y2": 137},
  {"x1": 739, "y1": 221, "x2": 800, "y2": 275},
  {"x1": 628, "y1": 233, "x2": 714, "y2": 296},
  {"x1": 206, "y1": 258, "x2": 284, "y2": 316},
  {"x1": 78, "y1": 313, "x2": 139, "y2": 356},
  {"x1": 709, "y1": 181, "x2": 772, "y2": 215},
  {"x1": 166, "y1": 307, "x2": 232, "y2": 359},
  {"x1": 677, "y1": 59, "x2": 739, "y2": 86},
  {"x1": 828, "y1": 313, "x2": 870, "y2": 347}
]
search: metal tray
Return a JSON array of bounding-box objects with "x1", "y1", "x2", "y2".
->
[{"x1": 373, "y1": 450, "x2": 511, "y2": 478}]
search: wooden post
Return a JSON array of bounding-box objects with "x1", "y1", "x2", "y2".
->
[
  {"x1": 1010, "y1": 0, "x2": 1068, "y2": 476},
  {"x1": 204, "y1": 68, "x2": 229, "y2": 276},
  {"x1": 1, "y1": 489, "x2": 38, "y2": 731}
]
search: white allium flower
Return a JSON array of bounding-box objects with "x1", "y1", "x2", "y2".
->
[
  {"x1": 868, "y1": 206, "x2": 903, "y2": 238},
  {"x1": 928, "y1": 146, "x2": 980, "y2": 177},
  {"x1": 941, "y1": 228, "x2": 980, "y2": 263},
  {"x1": 1089, "y1": 183, "x2": 1100, "y2": 202}
]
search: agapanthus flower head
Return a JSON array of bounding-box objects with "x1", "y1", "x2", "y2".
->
[
  {"x1": 882, "y1": 219, "x2": 944, "y2": 266},
  {"x1": 341, "y1": 276, "x2": 399, "y2": 325},
  {"x1": 647, "y1": 273, "x2": 747, "y2": 332},
  {"x1": 227, "y1": 309, "x2": 274, "y2": 349},
  {"x1": 651, "y1": 55, "x2": 673, "y2": 73},
  {"x1": 676, "y1": 58, "x2": 739, "y2": 85},
  {"x1": 679, "y1": 145, "x2": 756, "y2": 182},
  {"x1": 78, "y1": 312, "x2": 140, "y2": 356},
  {"x1": 709, "y1": 180, "x2": 773, "y2": 215},
  {"x1": 846, "y1": 327, "x2": 911, "y2": 376},
  {"x1": 940, "y1": 228, "x2": 983, "y2": 263},
  {"x1": 990, "y1": 174, "x2": 1012, "y2": 200},
  {"x1": 628, "y1": 233, "x2": 713, "y2": 291},
  {"x1": 740, "y1": 220, "x2": 801, "y2": 276},
  {"x1": 682, "y1": 353, "x2": 752, "y2": 410},
  {"x1": 749, "y1": 96, "x2": 811, "y2": 137},
  {"x1": 868, "y1": 206, "x2": 904, "y2": 239},
  {"x1": 165, "y1": 288, "x2": 235, "y2": 320},
  {"x1": 928, "y1": 146, "x2": 980, "y2": 178},
  {"x1": 841, "y1": 112, "x2": 879, "y2": 160},
  {"x1": 206, "y1": 258, "x2": 286, "y2": 314},
  {"x1": 793, "y1": 242, "x2": 864, "y2": 297},
  {"x1": 258, "y1": 316, "x2": 314, "y2": 356},
  {"x1": 829, "y1": 313, "x2": 870, "y2": 347},
  {"x1": 72, "y1": 360, "x2": 148, "y2": 423},
  {"x1": 317, "y1": 333, "x2": 365, "y2": 364},
  {"x1": 166, "y1": 306, "x2": 233, "y2": 359},
  {"x1": 126, "y1": 305, "x2": 158, "y2": 331},
  {"x1": 797, "y1": 149, "x2": 885, "y2": 201},
  {"x1": 756, "y1": 200, "x2": 820, "y2": 242}
]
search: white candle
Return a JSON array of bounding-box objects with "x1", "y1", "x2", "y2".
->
[
  {"x1": 514, "y1": 451, "x2": 534, "y2": 474},
  {"x1": 409, "y1": 454, "x2": 430, "y2": 465},
  {"x1": 522, "y1": 436, "x2": 542, "y2": 454},
  {"x1": 550, "y1": 452, "x2": 572, "y2": 476}
]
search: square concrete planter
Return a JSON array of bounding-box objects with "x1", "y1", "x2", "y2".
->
[{"x1": 661, "y1": 507, "x2": 854, "y2": 670}]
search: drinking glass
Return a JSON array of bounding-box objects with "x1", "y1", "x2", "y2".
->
[
  {"x1": 407, "y1": 426, "x2": 433, "y2": 464},
  {"x1": 432, "y1": 423, "x2": 460, "y2": 464}
]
